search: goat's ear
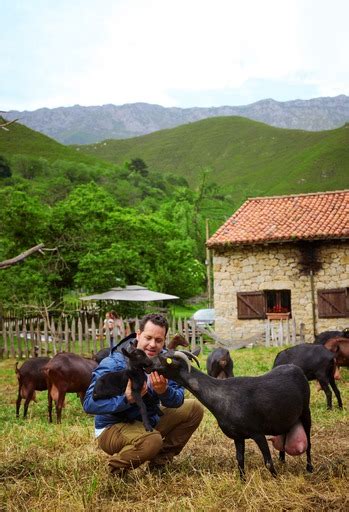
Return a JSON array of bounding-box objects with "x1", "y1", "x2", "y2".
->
[
  {"x1": 121, "y1": 348, "x2": 130, "y2": 357},
  {"x1": 192, "y1": 348, "x2": 201, "y2": 357}
]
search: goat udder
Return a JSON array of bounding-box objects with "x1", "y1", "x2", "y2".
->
[
  {"x1": 50, "y1": 385, "x2": 60, "y2": 402},
  {"x1": 269, "y1": 423, "x2": 307, "y2": 456}
]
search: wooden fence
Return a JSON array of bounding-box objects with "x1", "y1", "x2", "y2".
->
[
  {"x1": 265, "y1": 317, "x2": 305, "y2": 347},
  {"x1": 0, "y1": 314, "x2": 305, "y2": 359},
  {"x1": 0, "y1": 315, "x2": 204, "y2": 359},
  {"x1": 195, "y1": 317, "x2": 305, "y2": 349}
]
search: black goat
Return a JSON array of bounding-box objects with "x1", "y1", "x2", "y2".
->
[
  {"x1": 93, "y1": 346, "x2": 160, "y2": 432},
  {"x1": 150, "y1": 350, "x2": 313, "y2": 478},
  {"x1": 315, "y1": 328, "x2": 349, "y2": 345},
  {"x1": 273, "y1": 343, "x2": 342, "y2": 410},
  {"x1": 206, "y1": 348, "x2": 234, "y2": 379}
]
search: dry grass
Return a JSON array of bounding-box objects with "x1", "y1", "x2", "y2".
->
[{"x1": 0, "y1": 348, "x2": 348, "y2": 512}]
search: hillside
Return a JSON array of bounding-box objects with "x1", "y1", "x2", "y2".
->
[
  {"x1": 5, "y1": 95, "x2": 349, "y2": 144},
  {"x1": 76, "y1": 116, "x2": 349, "y2": 203},
  {"x1": 0, "y1": 117, "x2": 107, "y2": 166}
]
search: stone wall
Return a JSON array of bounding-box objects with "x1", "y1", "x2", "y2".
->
[{"x1": 212, "y1": 241, "x2": 349, "y2": 342}]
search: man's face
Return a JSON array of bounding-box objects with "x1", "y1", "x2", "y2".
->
[{"x1": 136, "y1": 320, "x2": 166, "y2": 358}]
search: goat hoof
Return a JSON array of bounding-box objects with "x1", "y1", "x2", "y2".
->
[{"x1": 306, "y1": 463, "x2": 314, "y2": 473}]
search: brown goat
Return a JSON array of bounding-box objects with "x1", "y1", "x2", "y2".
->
[
  {"x1": 15, "y1": 357, "x2": 50, "y2": 418},
  {"x1": 321, "y1": 336, "x2": 349, "y2": 366},
  {"x1": 166, "y1": 333, "x2": 190, "y2": 350},
  {"x1": 44, "y1": 352, "x2": 97, "y2": 423}
]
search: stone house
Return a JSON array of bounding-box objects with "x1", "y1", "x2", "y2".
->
[{"x1": 207, "y1": 190, "x2": 349, "y2": 342}]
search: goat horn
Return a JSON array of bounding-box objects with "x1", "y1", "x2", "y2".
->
[
  {"x1": 173, "y1": 351, "x2": 192, "y2": 372},
  {"x1": 176, "y1": 350, "x2": 200, "y2": 368}
]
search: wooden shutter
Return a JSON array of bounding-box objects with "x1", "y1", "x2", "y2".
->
[
  {"x1": 237, "y1": 291, "x2": 266, "y2": 319},
  {"x1": 317, "y1": 288, "x2": 348, "y2": 318}
]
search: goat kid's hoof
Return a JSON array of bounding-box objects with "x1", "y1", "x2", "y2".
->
[
  {"x1": 266, "y1": 462, "x2": 277, "y2": 477},
  {"x1": 306, "y1": 463, "x2": 314, "y2": 473}
]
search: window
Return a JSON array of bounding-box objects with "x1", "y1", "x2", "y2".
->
[
  {"x1": 237, "y1": 290, "x2": 291, "y2": 319},
  {"x1": 318, "y1": 288, "x2": 349, "y2": 318},
  {"x1": 265, "y1": 290, "x2": 291, "y2": 314}
]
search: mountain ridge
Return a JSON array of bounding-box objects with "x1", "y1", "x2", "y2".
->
[{"x1": 5, "y1": 95, "x2": 349, "y2": 145}]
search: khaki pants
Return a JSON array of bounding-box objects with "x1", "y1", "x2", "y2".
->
[{"x1": 97, "y1": 398, "x2": 204, "y2": 473}]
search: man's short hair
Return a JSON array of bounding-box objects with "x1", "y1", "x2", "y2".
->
[{"x1": 139, "y1": 313, "x2": 169, "y2": 335}]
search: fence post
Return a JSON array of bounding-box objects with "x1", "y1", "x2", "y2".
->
[
  {"x1": 64, "y1": 317, "x2": 70, "y2": 352},
  {"x1": 22, "y1": 318, "x2": 29, "y2": 358},
  {"x1": 91, "y1": 317, "x2": 97, "y2": 356},
  {"x1": 57, "y1": 318, "x2": 63, "y2": 352},
  {"x1": 278, "y1": 320, "x2": 284, "y2": 346},
  {"x1": 119, "y1": 317, "x2": 125, "y2": 340},
  {"x1": 78, "y1": 318, "x2": 83, "y2": 355},
  {"x1": 265, "y1": 319, "x2": 270, "y2": 347},
  {"x1": 2, "y1": 319, "x2": 8, "y2": 358},
  {"x1": 292, "y1": 317, "x2": 297, "y2": 345},
  {"x1": 84, "y1": 316, "x2": 90, "y2": 355},
  {"x1": 99, "y1": 318, "x2": 104, "y2": 349},
  {"x1": 15, "y1": 319, "x2": 22, "y2": 359},
  {"x1": 50, "y1": 318, "x2": 57, "y2": 355},
  {"x1": 9, "y1": 320, "x2": 15, "y2": 358},
  {"x1": 43, "y1": 318, "x2": 49, "y2": 356},
  {"x1": 71, "y1": 318, "x2": 76, "y2": 354},
  {"x1": 36, "y1": 319, "x2": 42, "y2": 356},
  {"x1": 300, "y1": 322, "x2": 305, "y2": 343},
  {"x1": 286, "y1": 318, "x2": 290, "y2": 345},
  {"x1": 191, "y1": 320, "x2": 197, "y2": 351}
]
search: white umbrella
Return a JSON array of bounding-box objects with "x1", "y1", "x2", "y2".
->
[{"x1": 80, "y1": 285, "x2": 179, "y2": 302}]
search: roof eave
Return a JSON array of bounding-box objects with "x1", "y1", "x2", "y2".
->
[{"x1": 207, "y1": 235, "x2": 349, "y2": 250}]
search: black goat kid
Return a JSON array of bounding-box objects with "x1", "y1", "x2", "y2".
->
[
  {"x1": 150, "y1": 350, "x2": 313, "y2": 479},
  {"x1": 93, "y1": 346, "x2": 160, "y2": 432}
]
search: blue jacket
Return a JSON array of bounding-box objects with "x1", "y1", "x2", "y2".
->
[{"x1": 83, "y1": 338, "x2": 184, "y2": 430}]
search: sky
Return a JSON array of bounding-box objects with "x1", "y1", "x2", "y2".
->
[{"x1": 1, "y1": 0, "x2": 349, "y2": 111}]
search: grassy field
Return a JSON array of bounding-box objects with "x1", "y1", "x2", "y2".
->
[{"x1": 1, "y1": 346, "x2": 348, "y2": 512}]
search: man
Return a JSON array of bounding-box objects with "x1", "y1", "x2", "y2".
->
[{"x1": 83, "y1": 313, "x2": 204, "y2": 475}]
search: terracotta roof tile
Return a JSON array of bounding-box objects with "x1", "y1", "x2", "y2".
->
[{"x1": 207, "y1": 190, "x2": 349, "y2": 248}]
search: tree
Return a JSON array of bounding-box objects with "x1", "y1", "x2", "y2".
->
[
  {"x1": 127, "y1": 158, "x2": 149, "y2": 177},
  {"x1": 0, "y1": 155, "x2": 11, "y2": 178}
]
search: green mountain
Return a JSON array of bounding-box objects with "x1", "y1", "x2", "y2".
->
[
  {"x1": 76, "y1": 116, "x2": 349, "y2": 203},
  {"x1": 0, "y1": 117, "x2": 105, "y2": 166},
  {"x1": 1, "y1": 116, "x2": 348, "y2": 214}
]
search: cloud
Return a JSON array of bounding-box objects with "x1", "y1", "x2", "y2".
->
[{"x1": 1, "y1": 0, "x2": 349, "y2": 110}]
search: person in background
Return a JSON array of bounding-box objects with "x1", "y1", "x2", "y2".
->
[
  {"x1": 103, "y1": 311, "x2": 117, "y2": 348},
  {"x1": 84, "y1": 313, "x2": 204, "y2": 476}
]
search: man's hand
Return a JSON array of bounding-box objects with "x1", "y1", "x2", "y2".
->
[
  {"x1": 125, "y1": 379, "x2": 147, "y2": 403},
  {"x1": 150, "y1": 371, "x2": 168, "y2": 394}
]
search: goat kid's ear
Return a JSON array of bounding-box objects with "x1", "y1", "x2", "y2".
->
[{"x1": 121, "y1": 347, "x2": 130, "y2": 357}]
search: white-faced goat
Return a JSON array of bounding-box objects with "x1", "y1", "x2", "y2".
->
[
  {"x1": 206, "y1": 347, "x2": 234, "y2": 379},
  {"x1": 150, "y1": 349, "x2": 313, "y2": 479},
  {"x1": 92, "y1": 346, "x2": 160, "y2": 431},
  {"x1": 273, "y1": 343, "x2": 342, "y2": 410}
]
